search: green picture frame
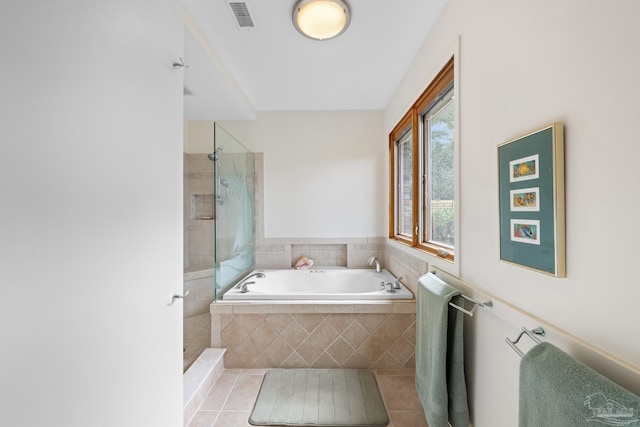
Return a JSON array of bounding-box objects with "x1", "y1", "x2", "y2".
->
[{"x1": 498, "y1": 123, "x2": 565, "y2": 277}]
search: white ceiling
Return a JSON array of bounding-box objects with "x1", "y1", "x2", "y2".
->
[{"x1": 182, "y1": 0, "x2": 448, "y2": 120}]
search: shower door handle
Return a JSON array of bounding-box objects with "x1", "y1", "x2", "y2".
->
[{"x1": 170, "y1": 290, "x2": 189, "y2": 305}]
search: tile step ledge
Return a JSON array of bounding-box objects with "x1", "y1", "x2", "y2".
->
[{"x1": 183, "y1": 348, "x2": 226, "y2": 426}]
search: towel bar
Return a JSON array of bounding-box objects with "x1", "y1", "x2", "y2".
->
[
  {"x1": 506, "y1": 327, "x2": 545, "y2": 357},
  {"x1": 448, "y1": 294, "x2": 493, "y2": 317},
  {"x1": 429, "y1": 270, "x2": 493, "y2": 317}
]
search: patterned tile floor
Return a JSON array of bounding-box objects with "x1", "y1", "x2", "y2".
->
[{"x1": 186, "y1": 368, "x2": 428, "y2": 427}]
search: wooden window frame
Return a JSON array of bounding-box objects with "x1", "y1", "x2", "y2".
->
[
  {"x1": 389, "y1": 57, "x2": 455, "y2": 261},
  {"x1": 389, "y1": 109, "x2": 418, "y2": 247}
]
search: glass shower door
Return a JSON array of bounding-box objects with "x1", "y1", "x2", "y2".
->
[{"x1": 213, "y1": 123, "x2": 255, "y2": 300}]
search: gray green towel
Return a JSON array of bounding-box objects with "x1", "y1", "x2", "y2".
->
[
  {"x1": 519, "y1": 342, "x2": 640, "y2": 426},
  {"x1": 415, "y1": 273, "x2": 470, "y2": 427}
]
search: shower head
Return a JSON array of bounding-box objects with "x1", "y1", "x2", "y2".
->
[{"x1": 207, "y1": 147, "x2": 223, "y2": 162}]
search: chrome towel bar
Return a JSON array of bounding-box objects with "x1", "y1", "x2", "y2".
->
[
  {"x1": 506, "y1": 327, "x2": 546, "y2": 357},
  {"x1": 430, "y1": 270, "x2": 493, "y2": 317},
  {"x1": 449, "y1": 294, "x2": 493, "y2": 317}
]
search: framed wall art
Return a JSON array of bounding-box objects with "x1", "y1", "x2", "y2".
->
[{"x1": 498, "y1": 123, "x2": 565, "y2": 277}]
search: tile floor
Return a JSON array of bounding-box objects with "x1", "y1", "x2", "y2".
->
[{"x1": 186, "y1": 368, "x2": 428, "y2": 427}]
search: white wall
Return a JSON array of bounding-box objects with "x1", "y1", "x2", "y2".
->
[
  {"x1": 221, "y1": 110, "x2": 386, "y2": 238},
  {"x1": 385, "y1": 0, "x2": 640, "y2": 425},
  {"x1": 0, "y1": 1, "x2": 183, "y2": 426}
]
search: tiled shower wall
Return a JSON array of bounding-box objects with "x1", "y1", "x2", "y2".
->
[{"x1": 185, "y1": 153, "x2": 215, "y2": 270}]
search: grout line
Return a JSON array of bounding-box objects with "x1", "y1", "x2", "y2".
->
[
  {"x1": 216, "y1": 372, "x2": 242, "y2": 413},
  {"x1": 188, "y1": 371, "x2": 239, "y2": 427},
  {"x1": 212, "y1": 372, "x2": 260, "y2": 426}
]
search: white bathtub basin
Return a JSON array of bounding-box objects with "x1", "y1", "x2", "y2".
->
[{"x1": 222, "y1": 268, "x2": 414, "y2": 300}]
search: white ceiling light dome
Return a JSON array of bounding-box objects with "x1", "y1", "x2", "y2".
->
[{"x1": 293, "y1": 0, "x2": 351, "y2": 41}]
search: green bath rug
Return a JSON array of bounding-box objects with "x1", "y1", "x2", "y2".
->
[{"x1": 249, "y1": 369, "x2": 389, "y2": 426}]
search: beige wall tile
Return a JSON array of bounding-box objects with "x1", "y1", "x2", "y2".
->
[
  {"x1": 279, "y1": 322, "x2": 309, "y2": 349},
  {"x1": 264, "y1": 313, "x2": 294, "y2": 331},
  {"x1": 210, "y1": 304, "x2": 233, "y2": 314},
  {"x1": 322, "y1": 313, "x2": 354, "y2": 334},
  {"x1": 326, "y1": 337, "x2": 355, "y2": 365},
  {"x1": 281, "y1": 351, "x2": 308, "y2": 368},
  {"x1": 313, "y1": 303, "x2": 354, "y2": 313},
  {"x1": 296, "y1": 339, "x2": 324, "y2": 365},
  {"x1": 387, "y1": 335, "x2": 415, "y2": 366},
  {"x1": 393, "y1": 302, "x2": 416, "y2": 313},
  {"x1": 231, "y1": 304, "x2": 274, "y2": 314},
  {"x1": 342, "y1": 352, "x2": 371, "y2": 369},
  {"x1": 270, "y1": 303, "x2": 314, "y2": 314},
  {"x1": 341, "y1": 321, "x2": 368, "y2": 349},
  {"x1": 306, "y1": 322, "x2": 340, "y2": 349},
  {"x1": 294, "y1": 313, "x2": 325, "y2": 333},
  {"x1": 248, "y1": 352, "x2": 277, "y2": 369},
  {"x1": 311, "y1": 352, "x2": 340, "y2": 368},
  {"x1": 355, "y1": 313, "x2": 386, "y2": 332},
  {"x1": 213, "y1": 304, "x2": 416, "y2": 370},
  {"x1": 354, "y1": 303, "x2": 395, "y2": 314},
  {"x1": 372, "y1": 351, "x2": 403, "y2": 369},
  {"x1": 248, "y1": 321, "x2": 278, "y2": 349},
  {"x1": 210, "y1": 314, "x2": 221, "y2": 348},
  {"x1": 263, "y1": 337, "x2": 294, "y2": 365}
]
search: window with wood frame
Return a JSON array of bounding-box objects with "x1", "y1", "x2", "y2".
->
[{"x1": 389, "y1": 57, "x2": 455, "y2": 261}]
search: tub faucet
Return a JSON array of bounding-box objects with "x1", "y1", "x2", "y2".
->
[
  {"x1": 368, "y1": 256, "x2": 381, "y2": 273},
  {"x1": 240, "y1": 281, "x2": 255, "y2": 293},
  {"x1": 234, "y1": 272, "x2": 265, "y2": 289}
]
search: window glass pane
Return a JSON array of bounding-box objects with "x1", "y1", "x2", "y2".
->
[
  {"x1": 397, "y1": 130, "x2": 413, "y2": 237},
  {"x1": 425, "y1": 91, "x2": 454, "y2": 247}
]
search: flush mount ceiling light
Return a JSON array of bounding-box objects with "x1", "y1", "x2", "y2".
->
[{"x1": 292, "y1": 0, "x2": 351, "y2": 41}]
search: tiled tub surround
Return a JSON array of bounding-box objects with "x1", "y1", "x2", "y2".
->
[{"x1": 210, "y1": 302, "x2": 416, "y2": 370}]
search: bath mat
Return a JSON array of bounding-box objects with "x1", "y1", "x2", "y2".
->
[{"x1": 249, "y1": 369, "x2": 389, "y2": 426}]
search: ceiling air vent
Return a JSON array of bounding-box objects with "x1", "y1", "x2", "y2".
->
[{"x1": 227, "y1": 1, "x2": 257, "y2": 29}]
